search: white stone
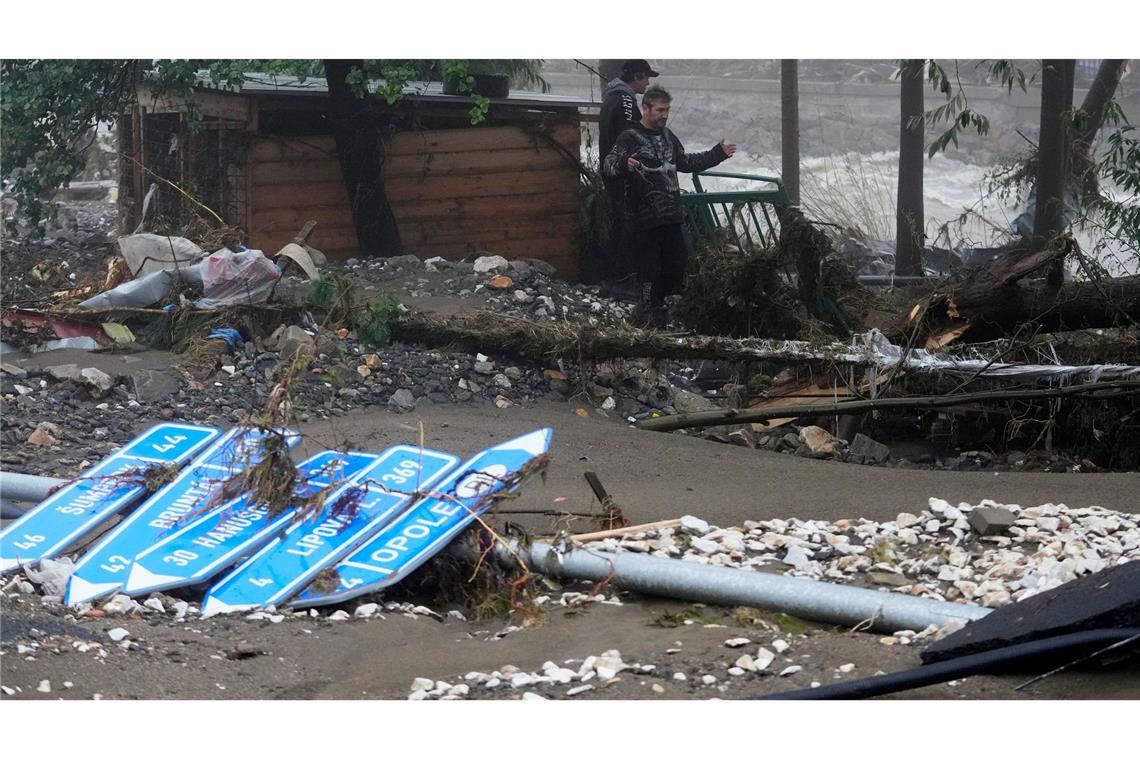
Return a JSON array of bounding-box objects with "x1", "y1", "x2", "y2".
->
[
  {"x1": 734, "y1": 654, "x2": 756, "y2": 672},
  {"x1": 37, "y1": 680, "x2": 51, "y2": 693},
  {"x1": 701, "y1": 675, "x2": 718, "y2": 685},
  {"x1": 411, "y1": 677, "x2": 434, "y2": 692},
  {"x1": 690, "y1": 537, "x2": 719, "y2": 554},
  {"x1": 485, "y1": 678, "x2": 502, "y2": 689},
  {"x1": 521, "y1": 692, "x2": 547, "y2": 701},
  {"x1": 354, "y1": 603, "x2": 380, "y2": 618},
  {"x1": 510, "y1": 673, "x2": 537, "y2": 688},
  {"x1": 779, "y1": 665, "x2": 803, "y2": 676},
  {"x1": 724, "y1": 637, "x2": 751, "y2": 648},
  {"x1": 328, "y1": 610, "x2": 351, "y2": 621},
  {"x1": 754, "y1": 648, "x2": 776, "y2": 671},
  {"x1": 566, "y1": 684, "x2": 594, "y2": 697},
  {"x1": 407, "y1": 690, "x2": 429, "y2": 701},
  {"x1": 107, "y1": 627, "x2": 130, "y2": 642},
  {"x1": 601, "y1": 396, "x2": 616, "y2": 411},
  {"x1": 772, "y1": 639, "x2": 790, "y2": 653},
  {"x1": 727, "y1": 667, "x2": 746, "y2": 677},
  {"x1": 672, "y1": 672, "x2": 687, "y2": 681},
  {"x1": 143, "y1": 598, "x2": 165, "y2": 614},
  {"x1": 473, "y1": 255, "x2": 509, "y2": 273},
  {"x1": 679, "y1": 515, "x2": 711, "y2": 535},
  {"x1": 838, "y1": 663, "x2": 855, "y2": 673},
  {"x1": 896, "y1": 512, "x2": 920, "y2": 529},
  {"x1": 101, "y1": 594, "x2": 140, "y2": 615}
]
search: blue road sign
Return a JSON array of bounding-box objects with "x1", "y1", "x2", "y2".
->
[
  {"x1": 122, "y1": 449, "x2": 383, "y2": 598},
  {"x1": 64, "y1": 427, "x2": 301, "y2": 606},
  {"x1": 0, "y1": 423, "x2": 219, "y2": 575},
  {"x1": 289, "y1": 428, "x2": 551, "y2": 609},
  {"x1": 199, "y1": 445, "x2": 460, "y2": 617}
]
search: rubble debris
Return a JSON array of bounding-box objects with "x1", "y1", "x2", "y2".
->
[{"x1": 967, "y1": 507, "x2": 1017, "y2": 537}]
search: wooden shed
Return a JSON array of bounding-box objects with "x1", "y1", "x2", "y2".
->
[{"x1": 120, "y1": 75, "x2": 595, "y2": 278}]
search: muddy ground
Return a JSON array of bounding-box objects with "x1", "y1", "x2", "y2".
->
[
  {"x1": 2, "y1": 204, "x2": 1138, "y2": 708},
  {"x1": 2, "y1": 399, "x2": 1139, "y2": 703}
]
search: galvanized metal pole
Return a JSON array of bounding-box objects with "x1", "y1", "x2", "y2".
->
[
  {"x1": 0, "y1": 471, "x2": 62, "y2": 501},
  {"x1": 508, "y1": 540, "x2": 991, "y2": 634}
]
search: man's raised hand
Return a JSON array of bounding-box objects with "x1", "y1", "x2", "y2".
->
[{"x1": 720, "y1": 139, "x2": 737, "y2": 158}]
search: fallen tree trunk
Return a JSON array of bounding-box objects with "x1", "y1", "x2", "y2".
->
[
  {"x1": 637, "y1": 380, "x2": 1140, "y2": 433},
  {"x1": 902, "y1": 241, "x2": 1140, "y2": 348},
  {"x1": 389, "y1": 310, "x2": 870, "y2": 366}
]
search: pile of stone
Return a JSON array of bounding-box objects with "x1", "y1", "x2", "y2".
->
[{"x1": 583, "y1": 499, "x2": 1139, "y2": 609}]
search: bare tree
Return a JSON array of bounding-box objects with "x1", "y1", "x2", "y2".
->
[
  {"x1": 1071, "y1": 59, "x2": 1130, "y2": 200},
  {"x1": 895, "y1": 59, "x2": 925, "y2": 277},
  {"x1": 324, "y1": 59, "x2": 403, "y2": 257},
  {"x1": 780, "y1": 59, "x2": 800, "y2": 206}
]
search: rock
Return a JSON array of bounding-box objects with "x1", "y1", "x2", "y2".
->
[
  {"x1": 967, "y1": 507, "x2": 1016, "y2": 536},
  {"x1": 754, "y1": 647, "x2": 776, "y2": 670},
  {"x1": 690, "y1": 537, "x2": 719, "y2": 554},
  {"x1": 278, "y1": 326, "x2": 316, "y2": 362},
  {"x1": 494, "y1": 395, "x2": 513, "y2": 409},
  {"x1": 680, "y1": 515, "x2": 710, "y2": 535},
  {"x1": 671, "y1": 389, "x2": 718, "y2": 414},
  {"x1": 520, "y1": 257, "x2": 557, "y2": 276},
  {"x1": 27, "y1": 423, "x2": 59, "y2": 447},
  {"x1": 783, "y1": 544, "x2": 813, "y2": 569},
  {"x1": 566, "y1": 684, "x2": 594, "y2": 697},
  {"x1": 544, "y1": 369, "x2": 567, "y2": 382},
  {"x1": 772, "y1": 639, "x2": 790, "y2": 653},
  {"x1": 779, "y1": 665, "x2": 802, "y2": 676},
  {"x1": 45, "y1": 363, "x2": 84, "y2": 382},
  {"x1": 734, "y1": 654, "x2": 756, "y2": 672},
  {"x1": 143, "y1": 598, "x2": 165, "y2": 614},
  {"x1": 130, "y1": 368, "x2": 181, "y2": 403},
  {"x1": 411, "y1": 677, "x2": 434, "y2": 692},
  {"x1": 37, "y1": 680, "x2": 51, "y2": 693},
  {"x1": 724, "y1": 637, "x2": 751, "y2": 648},
  {"x1": 800, "y1": 425, "x2": 841, "y2": 455},
  {"x1": 328, "y1": 610, "x2": 351, "y2": 621},
  {"x1": 849, "y1": 433, "x2": 890, "y2": 463},
  {"x1": 107, "y1": 627, "x2": 130, "y2": 642},
  {"x1": 474, "y1": 361, "x2": 495, "y2": 375},
  {"x1": 492, "y1": 373, "x2": 512, "y2": 389},
  {"x1": 896, "y1": 512, "x2": 920, "y2": 529},
  {"x1": 388, "y1": 388, "x2": 416, "y2": 412},
  {"x1": 601, "y1": 396, "x2": 616, "y2": 411},
  {"x1": 388, "y1": 254, "x2": 424, "y2": 270},
  {"x1": 354, "y1": 603, "x2": 380, "y2": 618},
  {"x1": 102, "y1": 594, "x2": 140, "y2": 615},
  {"x1": 488, "y1": 275, "x2": 513, "y2": 289},
  {"x1": 473, "y1": 255, "x2": 509, "y2": 273},
  {"x1": 80, "y1": 367, "x2": 115, "y2": 397}
]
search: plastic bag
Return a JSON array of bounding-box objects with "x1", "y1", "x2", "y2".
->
[{"x1": 195, "y1": 249, "x2": 281, "y2": 309}]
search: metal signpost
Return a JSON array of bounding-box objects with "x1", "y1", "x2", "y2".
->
[
  {"x1": 64, "y1": 427, "x2": 300, "y2": 606},
  {"x1": 122, "y1": 449, "x2": 383, "y2": 598},
  {"x1": 290, "y1": 428, "x2": 551, "y2": 609},
  {"x1": 199, "y1": 445, "x2": 460, "y2": 617},
  {"x1": 0, "y1": 423, "x2": 220, "y2": 575}
]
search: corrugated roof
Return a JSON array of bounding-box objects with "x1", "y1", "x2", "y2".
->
[{"x1": 194, "y1": 73, "x2": 599, "y2": 109}]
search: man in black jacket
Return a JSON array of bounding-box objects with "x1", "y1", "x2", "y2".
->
[
  {"x1": 595, "y1": 60, "x2": 658, "y2": 292},
  {"x1": 603, "y1": 85, "x2": 736, "y2": 327}
]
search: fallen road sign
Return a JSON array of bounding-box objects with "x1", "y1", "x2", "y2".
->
[
  {"x1": 64, "y1": 427, "x2": 300, "y2": 606},
  {"x1": 0, "y1": 423, "x2": 220, "y2": 575},
  {"x1": 200, "y1": 445, "x2": 460, "y2": 617},
  {"x1": 290, "y1": 428, "x2": 551, "y2": 609},
  {"x1": 122, "y1": 449, "x2": 383, "y2": 598}
]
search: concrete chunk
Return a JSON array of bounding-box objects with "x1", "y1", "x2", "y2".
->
[{"x1": 967, "y1": 507, "x2": 1016, "y2": 536}]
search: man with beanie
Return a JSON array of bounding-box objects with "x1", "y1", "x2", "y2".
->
[
  {"x1": 603, "y1": 85, "x2": 736, "y2": 328},
  {"x1": 596, "y1": 59, "x2": 659, "y2": 294}
]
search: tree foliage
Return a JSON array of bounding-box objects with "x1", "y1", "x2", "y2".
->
[{"x1": 1, "y1": 58, "x2": 543, "y2": 231}]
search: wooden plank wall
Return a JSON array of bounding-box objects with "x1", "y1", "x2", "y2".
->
[{"x1": 246, "y1": 120, "x2": 582, "y2": 277}]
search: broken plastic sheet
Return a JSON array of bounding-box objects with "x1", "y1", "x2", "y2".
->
[
  {"x1": 118, "y1": 233, "x2": 204, "y2": 278},
  {"x1": 77, "y1": 249, "x2": 282, "y2": 311},
  {"x1": 194, "y1": 249, "x2": 281, "y2": 309}
]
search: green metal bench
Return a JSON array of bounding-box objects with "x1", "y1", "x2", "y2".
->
[{"x1": 680, "y1": 171, "x2": 791, "y2": 251}]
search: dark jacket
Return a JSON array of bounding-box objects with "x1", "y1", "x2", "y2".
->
[
  {"x1": 603, "y1": 123, "x2": 728, "y2": 231},
  {"x1": 599, "y1": 78, "x2": 639, "y2": 164}
]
